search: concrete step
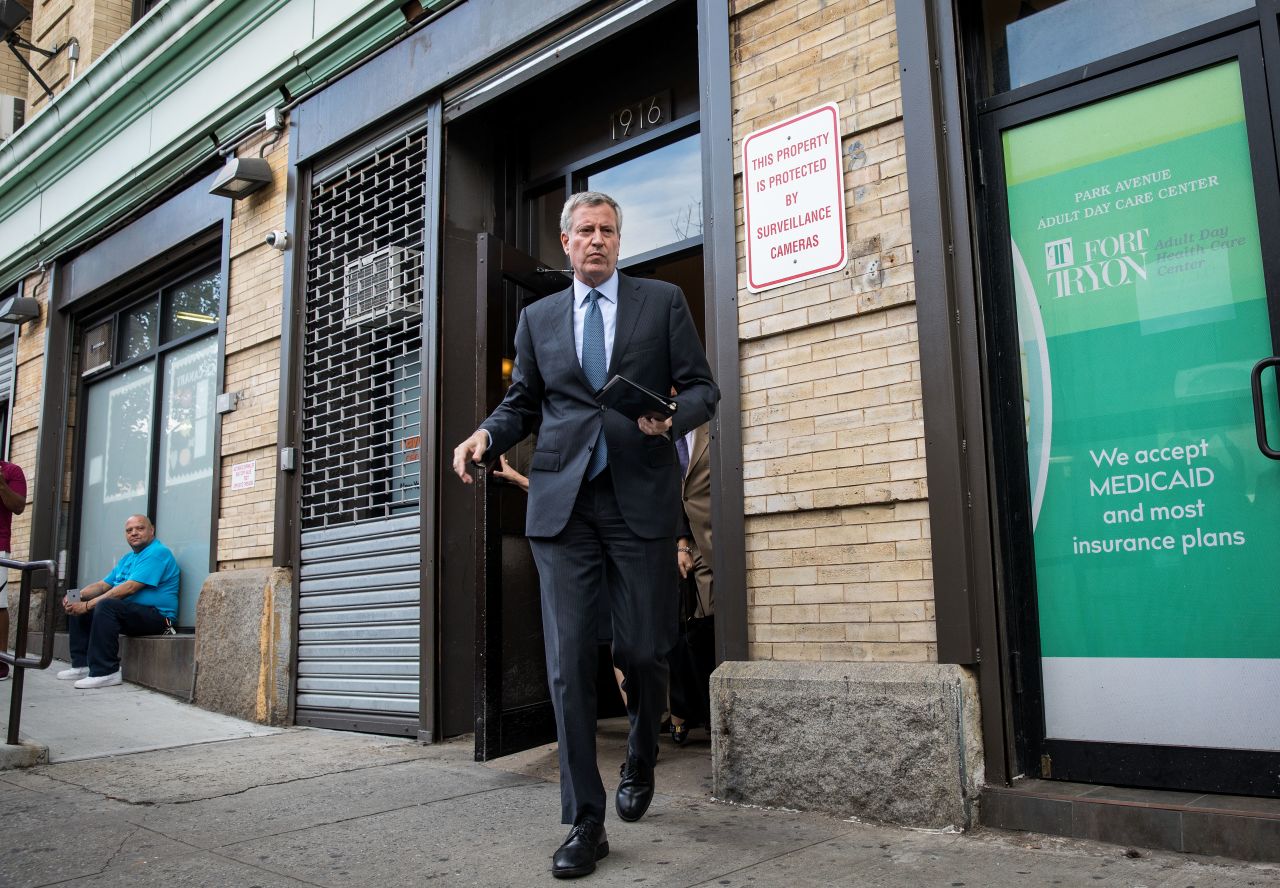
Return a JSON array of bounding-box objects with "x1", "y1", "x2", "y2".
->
[
  {"x1": 28, "y1": 631, "x2": 194, "y2": 700},
  {"x1": 981, "y1": 778, "x2": 1280, "y2": 863}
]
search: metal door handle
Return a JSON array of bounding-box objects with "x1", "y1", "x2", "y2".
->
[{"x1": 1250, "y1": 356, "x2": 1280, "y2": 460}]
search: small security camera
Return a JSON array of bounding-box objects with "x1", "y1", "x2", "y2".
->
[{"x1": 265, "y1": 230, "x2": 290, "y2": 251}]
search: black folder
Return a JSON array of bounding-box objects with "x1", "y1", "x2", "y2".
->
[{"x1": 594, "y1": 375, "x2": 678, "y2": 421}]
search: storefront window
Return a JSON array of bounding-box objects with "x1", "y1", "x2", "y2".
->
[
  {"x1": 982, "y1": 0, "x2": 1252, "y2": 93},
  {"x1": 78, "y1": 361, "x2": 155, "y2": 595},
  {"x1": 164, "y1": 274, "x2": 221, "y2": 342},
  {"x1": 532, "y1": 186, "x2": 568, "y2": 268},
  {"x1": 76, "y1": 266, "x2": 221, "y2": 627},
  {"x1": 118, "y1": 297, "x2": 158, "y2": 361},
  {"x1": 587, "y1": 134, "x2": 702, "y2": 261},
  {"x1": 1002, "y1": 63, "x2": 1280, "y2": 751},
  {"x1": 388, "y1": 353, "x2": 421, "y2": 511},
  {"x1": 155, "y1": 337, "x2": 217, "y2": 626}
]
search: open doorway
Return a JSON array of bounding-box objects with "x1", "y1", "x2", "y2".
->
[{"x1": 437, "y1": 1, "x2": 713, "y2": 757}]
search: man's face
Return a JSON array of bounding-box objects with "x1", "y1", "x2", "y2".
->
[
  {"x1": 124, "y1": 517, "x2": 154, "y2": 552},
  {"x1": 561, "y1": 203, "x2": 621, "y2": 288}
]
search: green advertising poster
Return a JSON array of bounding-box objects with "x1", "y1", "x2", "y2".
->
[{"x1": 1003, "y1": 62, "x2": 1280, "y2": 751}]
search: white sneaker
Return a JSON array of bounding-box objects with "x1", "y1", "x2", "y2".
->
[
  {"x1": 56, "y1": 666, "x2": 89, "y2": 680},
  {"x1": 74, "y1": 671, "x2": 122, "y2": 689}
]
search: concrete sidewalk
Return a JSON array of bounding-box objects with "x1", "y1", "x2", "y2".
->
[
  {"x1": 1, "y1": 659, "x2": 278, "y2": 765},
  {"x1": 2, "y1": 717, "x2": 1277, "y2": 886}
]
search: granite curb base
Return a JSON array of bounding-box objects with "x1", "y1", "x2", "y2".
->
[{"x1": 711, "y1": 660, "x2": 983, "y2": 828}]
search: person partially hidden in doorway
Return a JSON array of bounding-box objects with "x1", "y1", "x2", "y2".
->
[
  {"x1": 0, "y1": 458, "x2": 28, "y2": 682},
  {"x1": 57, "y1": 514, "x2": 179, "y2": 689},
  {"x1": 668, "y1": 421, "x2": 715, "y2": 745}
]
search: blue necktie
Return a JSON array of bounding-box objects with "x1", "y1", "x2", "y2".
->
[
  {"x1": 676, "y1": 433, "x2": 690, "y2": 476},
  {"x1": 582, "y1": 289, "x2": 608, "y2": 479}
]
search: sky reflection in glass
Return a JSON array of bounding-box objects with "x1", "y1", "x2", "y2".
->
[{"x1": 589, "y1": 134, "x2": 702, "y2": 261}]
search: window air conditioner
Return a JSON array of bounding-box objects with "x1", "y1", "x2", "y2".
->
[
  {"x1": 81, "y1": 320, "x2": 113, "y2": 377},
  {"x1": 343, "y1": 245, "x2": 423, "y2": 328},
  {"x1": 0, "y1": 94, "x2": 25, "y2": 141}
]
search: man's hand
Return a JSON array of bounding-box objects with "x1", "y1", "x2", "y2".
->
[
  {"x1": 65, "y1": 599, "x2": 90, "y2": 617},
  {"x1": 452, "y1": 431, "x2": 490, "y2": 484},
  {"x1": 638, "y1": 415, "x2": 673, "y2": 437},
  {"x1": 677, "y1": 539, "x2": 694, "y2": 579}
]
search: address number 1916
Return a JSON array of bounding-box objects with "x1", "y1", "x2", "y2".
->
[{"x1": 610, "y1": 92, "x2": 670, "y2": 141}]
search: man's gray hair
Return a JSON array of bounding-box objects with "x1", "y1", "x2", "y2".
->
[{"x1": 560, "y1": 191, "x2": 623, "y2": 237}]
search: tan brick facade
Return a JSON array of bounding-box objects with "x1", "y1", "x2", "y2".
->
[
  {"x1": 0, "y1": 135, "x2": 289, "y2": 627},
  {"x1": 23, "y1": 0, "x2": 133, "y2": 112},
  {"x1": 5, "y1": 270, "x2": 49, "y2": 620},
  {"x1": 0, "y1": 20, "x2": 30, "y2": 104},
  {"x1": 217, "y1": 129, "x2": 288, "y2": 570},
  {"x1": 730, "y1": 0, "x2": 935, "y2": 662}
]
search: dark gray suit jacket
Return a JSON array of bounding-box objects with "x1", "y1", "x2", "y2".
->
[{"x1": 481, "y1": 274, "x2": 719, "y2": 540}]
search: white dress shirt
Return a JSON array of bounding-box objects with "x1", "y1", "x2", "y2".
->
[
  {"x1": 572, "y1": 271, "x2": 619, "y2": 371},
  {"x1": 481, "y1": 272, "x2": 620, "y2": 450}
]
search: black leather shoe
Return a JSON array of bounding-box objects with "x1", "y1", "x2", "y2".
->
[
  {"x1": 552, "y1": 820, "x2": 608, "y2": 879},
  {"x1": 615, "y1": 754, "x2": 655, "y2": 822}
]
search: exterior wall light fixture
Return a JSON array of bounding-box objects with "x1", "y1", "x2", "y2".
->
[
  {"x1": 0, "y1": 295, "x2": 39, "y2": 326},
  {"x1": 209, "y1": 155, "x2": 273, "y2": 199}
]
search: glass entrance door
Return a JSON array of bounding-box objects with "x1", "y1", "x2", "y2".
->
[{"x1": 984, "y1": 34, "x2": 1280, "y2": 796}]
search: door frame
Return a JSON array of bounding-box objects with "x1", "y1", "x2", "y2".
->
[
  {"x1": 977, "y1": 28, "x2": 1280, "y2": 796},
  {"x1": 435, "y1": 0, "x2": 742, "y2": 746},
  {"x1": 472, "y1": 232, "x2": 571, "y2": 760}
]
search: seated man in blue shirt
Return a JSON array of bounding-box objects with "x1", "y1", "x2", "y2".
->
[{"x1": 57, "y1": 514, "x2": 180, "y2": 689}]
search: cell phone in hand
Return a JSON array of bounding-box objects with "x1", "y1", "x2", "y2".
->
[{"x1": 65, "y1": 588, "x2": 81, "y2": 605}]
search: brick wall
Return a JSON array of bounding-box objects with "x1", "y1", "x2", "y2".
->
[
  {"x1": 731, "y1": 0, "x2": 936, "y2": 662},
  {"x1": 217, "y1": 129, "x2": 288, "y2": 569},
  {"x1": 0, "y1": 134, "x2": 287, "y2": 624},
  {"x1": 25, "y1": 0, "x2": 134, "y2": 113},
  {"x1": 0, "y1": 21, "x2": 30, "y2": 103},
  {"x1": 3, "y1": 270, "x2": 48, "y2": 636},
  {"x1": 9, "y1": 270, "x2": 47, "y2": 554}
]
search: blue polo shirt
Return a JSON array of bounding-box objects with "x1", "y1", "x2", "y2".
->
[{"x1": 103, "y1": 539, "x2": 180, "y2": 620}]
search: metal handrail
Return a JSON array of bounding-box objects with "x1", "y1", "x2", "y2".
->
[{"x1": 1, "y1": 558, "x2": 59, "y2": 746}]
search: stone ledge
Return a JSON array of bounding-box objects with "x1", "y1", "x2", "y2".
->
[
  {"x1": 711, "y1": 660, "x2": 982, "y2": 828},
  {"x1": 122, "y1": 634, "x2": 195, "y2": 700},
  {"x1": 27, "y1": 631, "x2": 194, "y2": 700}
]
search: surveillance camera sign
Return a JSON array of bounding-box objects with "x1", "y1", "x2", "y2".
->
[{"x1": 743, "y1": 103, "x2": 848, "y2": 293}]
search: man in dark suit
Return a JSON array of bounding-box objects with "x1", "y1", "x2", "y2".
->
[{"x1": 453, "y1": 191, "x2": 718, "y2": 878}]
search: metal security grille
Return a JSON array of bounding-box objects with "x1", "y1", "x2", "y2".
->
[
  {"x1": 301, "y1": 128, "x2": 427, "y2": 529},
  {"x1": 296, "y1": 126, "x2": 427, "y2": 735},
  {"x1": 296, "y1": 514, "x2": 421, "y2": 735}
]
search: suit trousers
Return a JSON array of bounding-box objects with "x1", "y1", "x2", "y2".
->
[
  {"x1": 68, "y1": 598, "x2": 168, "y2": 676},
  {"x1": 530, "y1": 468, "x2": 678, "y2": 825}
]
